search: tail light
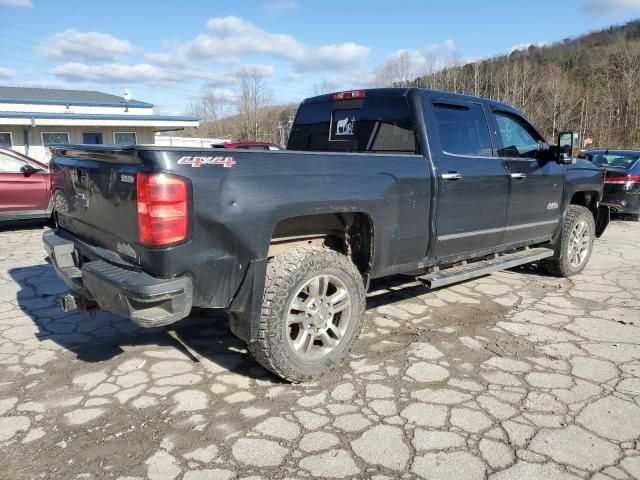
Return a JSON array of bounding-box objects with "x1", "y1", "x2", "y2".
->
[
  {"x1": 332, "y1": 90, "x2": 366, "y2": 101},
  {"x1": 137, "y1": 172, "x2": 189, "y2": 246},
  {"x1": 605, "y1": 174, "x2": 640, "y2": 184}
]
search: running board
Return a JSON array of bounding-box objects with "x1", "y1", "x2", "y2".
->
[{"x1": 416, "y1": 247, "x2": 554, "y2": 289}]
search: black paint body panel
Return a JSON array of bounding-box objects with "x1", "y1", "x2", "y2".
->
[{"x1": 46, "y1": 88, "x2": 605, "y2": 341}]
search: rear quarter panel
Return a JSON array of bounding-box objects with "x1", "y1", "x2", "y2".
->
[{"x1": 137, "y1": 149, "x2": 431, "y2": 308}]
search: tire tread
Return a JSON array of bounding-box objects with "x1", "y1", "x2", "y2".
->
[
  {"x1": 249, "y1": 246, "x2": 365, "y2": 383},
  {"x1": 542, "y1": 205, "x2": 595, "y2": 277}
]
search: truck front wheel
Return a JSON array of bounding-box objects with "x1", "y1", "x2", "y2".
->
[
  {"x1": 542, "y1": 205, "x2": 596, "y2": 277},
  {"x1": 249, "y1": 246, "x2": 366, "y2": 383}
]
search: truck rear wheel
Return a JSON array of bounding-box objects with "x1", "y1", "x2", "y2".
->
[
  {"x1": 542, "y1": 205, "x2": 595, "y2": 277},
  {"x1": 249, "y1": 246, "x2": 366, "y2": 383}
]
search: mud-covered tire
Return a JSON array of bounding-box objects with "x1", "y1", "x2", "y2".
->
[
  {"x1": 249, "y1": 246, "x2": 366, "y2": 383},
  {"x1": 542, "y1": 205, "x2": 595, "y2": 277}
]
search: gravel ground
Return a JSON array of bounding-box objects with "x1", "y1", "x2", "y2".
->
[{"x1": 1, "y1": 220, "x2": 639, "y2": 480}]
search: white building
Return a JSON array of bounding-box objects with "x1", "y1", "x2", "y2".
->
[
  {"x1": 154, "y1": 135, "x2": 231, "y2": 148},
  {"x1": 0, "y1": 86, "x2": 199, "y2": 161}
]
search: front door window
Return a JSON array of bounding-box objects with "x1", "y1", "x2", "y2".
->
[
  {"x1": 0, "y1": 152, "x2": 25, "y2": 173},
  {"x1": 494, "y1": 113, "x2": 541, "y2": 158}
]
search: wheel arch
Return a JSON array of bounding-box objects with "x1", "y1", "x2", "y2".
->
[
  {"x1": 569, "y1": 190, "x2": 599, "y2": 216},
  {"x1": 228, "y1": 211, "x2": 374, "y2": 344},
  {"x1": 268, "y1": 212, "x2": 374, "y2": 275}
]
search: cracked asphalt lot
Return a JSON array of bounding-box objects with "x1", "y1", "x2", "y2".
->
[{"x1": 1, "y1": 221, "x2": 640, "y2": 480}]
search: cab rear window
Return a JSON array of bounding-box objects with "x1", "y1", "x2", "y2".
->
[{"x1": 287, "y1": 95, "x2": 418, "y2": 154}]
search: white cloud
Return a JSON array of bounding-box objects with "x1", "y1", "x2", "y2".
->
[
  {"x1": 313, "y1": 70, "x2": 377, "y2": 92},
  {"x1": 0, "y1": 67, "x2": 14, "y2": 78},
  {"x1": 293, "y1": 42, "x2": 370, "y2": 72},
  {"x1": 508, "y1": 42, "x2": 549, "y2": 54},
  {"x1": 262, "y1": 0, "x2": 300, "y2": 12},
  {"x1": 234, "y1": 64, "x2": 275, "y2": 77},
  {"x1": 42, "y1": 29, "x2": 133, "y2": 62},
  {"x1": 583, "y1": 0, "x2": 640, "y2": 14},
  {"x1": 284, "y1": 72, "x2": 303, "y2": 82},
  {"x1": 369, "y1": 40, "x2": 465, "y2": 86},
  {"x1": 151, "y1": 16, "x2": 369, "y2": 73},
  {"x1": 378, "y1": 40, "x2": 457, "y2": 79},
  {"x1": 52, "y1": 62, "x2": 232, "y2": 86},
  {"x1": 0, "y1": 0, "x2": 32, "y2": 7},
  {"x1": 2, "y1": 79, "x2": 80, "y2": 90}
]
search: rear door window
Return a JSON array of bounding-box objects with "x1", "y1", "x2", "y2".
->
[
  {"x1": 432, "y1": 102, "x2": 493, "y2": 156},
  {"x1": 288, "y1": 95, "x2": 418, "y2": 154}
]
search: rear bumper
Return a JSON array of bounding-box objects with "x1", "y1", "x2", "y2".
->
[{"x1": 43, "y1": 229, "x2": 192, "y2": 328}]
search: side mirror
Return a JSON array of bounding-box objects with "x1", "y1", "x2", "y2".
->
[
  {"x1": 21, "y1": 164, "x2": 37, "y2": 177},
  {"x1": 557, "y1": 131, "x2": 579, "y2": 164}
]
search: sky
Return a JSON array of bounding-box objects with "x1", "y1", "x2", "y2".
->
[{"x1": 0, "y1": 0, "x2": 639, "y2": 115}]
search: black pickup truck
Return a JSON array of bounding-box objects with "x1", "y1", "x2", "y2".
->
[{"x1": 44, "y1": 88, "x2": 609, "y2": 382}]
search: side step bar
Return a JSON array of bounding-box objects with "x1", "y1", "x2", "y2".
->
[{"x1": 416, "y1": 247, "x2": 554, "y2": 289}]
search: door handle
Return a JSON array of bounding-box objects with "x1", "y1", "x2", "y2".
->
[
  {"x1": 441, "y1": 172, "x2": 463, "y2": 181},
  {"x1": 510, "y1": 172, "x2": 527, "y2": 179}
]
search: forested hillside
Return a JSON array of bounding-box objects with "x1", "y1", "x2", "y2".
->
[
  {"x1": 187, "y1": 21, "x2": 640, "y2": 148},
  {"x1": 406, "y1": 20, "x2": 640, "y2": 148}
]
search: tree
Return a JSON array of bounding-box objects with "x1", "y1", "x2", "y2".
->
[
  {"x1": 185, "y1": 86, "x2": 233, "y2": 139},
  {"x1": 310, "y1": 80, "x2": 334, "y2": 96},
  {"x1": 411, "y1": 20, "x2": 640, "y2": 148},
  {"x1": 375, "y1": 51, "x2": 426, "y2": 87},
  {"x1": 235, "y1": 67, "x2": 273, "y2": 141}
]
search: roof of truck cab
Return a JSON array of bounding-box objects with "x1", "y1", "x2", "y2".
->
[{"x1": 302, "y1": 87, "x2": 515, "y2": 111}]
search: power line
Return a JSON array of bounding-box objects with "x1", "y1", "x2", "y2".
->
[
  {"x1": 0, "y1": 46, "x2": 225, "y2": 91},
  {"x1": 0, "y1": 24, "x2": 314, "y2": 96}
]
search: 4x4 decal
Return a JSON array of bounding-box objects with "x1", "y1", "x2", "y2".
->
[{"x1": 177, "y1": 156, "x2": 236, "y2": 168}]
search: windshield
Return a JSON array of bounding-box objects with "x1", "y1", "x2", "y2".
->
[{"x1": 587, "y1": 152, "x2": 639, "y2": 169}]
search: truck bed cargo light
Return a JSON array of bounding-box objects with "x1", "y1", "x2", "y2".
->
[{"x1": 332, "y1": 90, "x2": 366, "y2": 101}]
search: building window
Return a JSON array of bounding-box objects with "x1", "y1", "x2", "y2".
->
[
  {"x1": 114, "y1": 132, "x2": 137, "y2": 145},
  {"x1": 0, "y1": 132, "x2": 12, "y2": 148},
  {"x1": 42, "y1": 132, "x2": 70, "y2": 159}
]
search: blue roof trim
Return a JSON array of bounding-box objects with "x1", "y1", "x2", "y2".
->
[
  {"x1": 0, "y1": 97, "x2": 154, "y2": 108},
  {"x1": 0, "y1": 112, "x2": 199, "y2": 121}
]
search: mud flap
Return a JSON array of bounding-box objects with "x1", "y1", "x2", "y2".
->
[
  {"x1": 227, "y1": 258, "x2": 268, "y2": 343},
  {"x1": 595, "y1": 205, "x2": 610, "y2": 238}
]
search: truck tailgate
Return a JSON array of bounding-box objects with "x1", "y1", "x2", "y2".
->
[{"x1": 51, "y1": 146, "x2": 144, "y2": 261}]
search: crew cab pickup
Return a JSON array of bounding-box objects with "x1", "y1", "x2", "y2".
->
[{"x1": 44, "y1": 88, "x2": 609, "y2": 382}]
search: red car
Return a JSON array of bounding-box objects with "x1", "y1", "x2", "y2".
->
[
  {"x1": 0, "y1": 147, "x2": 52, "y2": 222},
  {"x1": 212, "y1": 141, "x2": 282, "y2": 150}
]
